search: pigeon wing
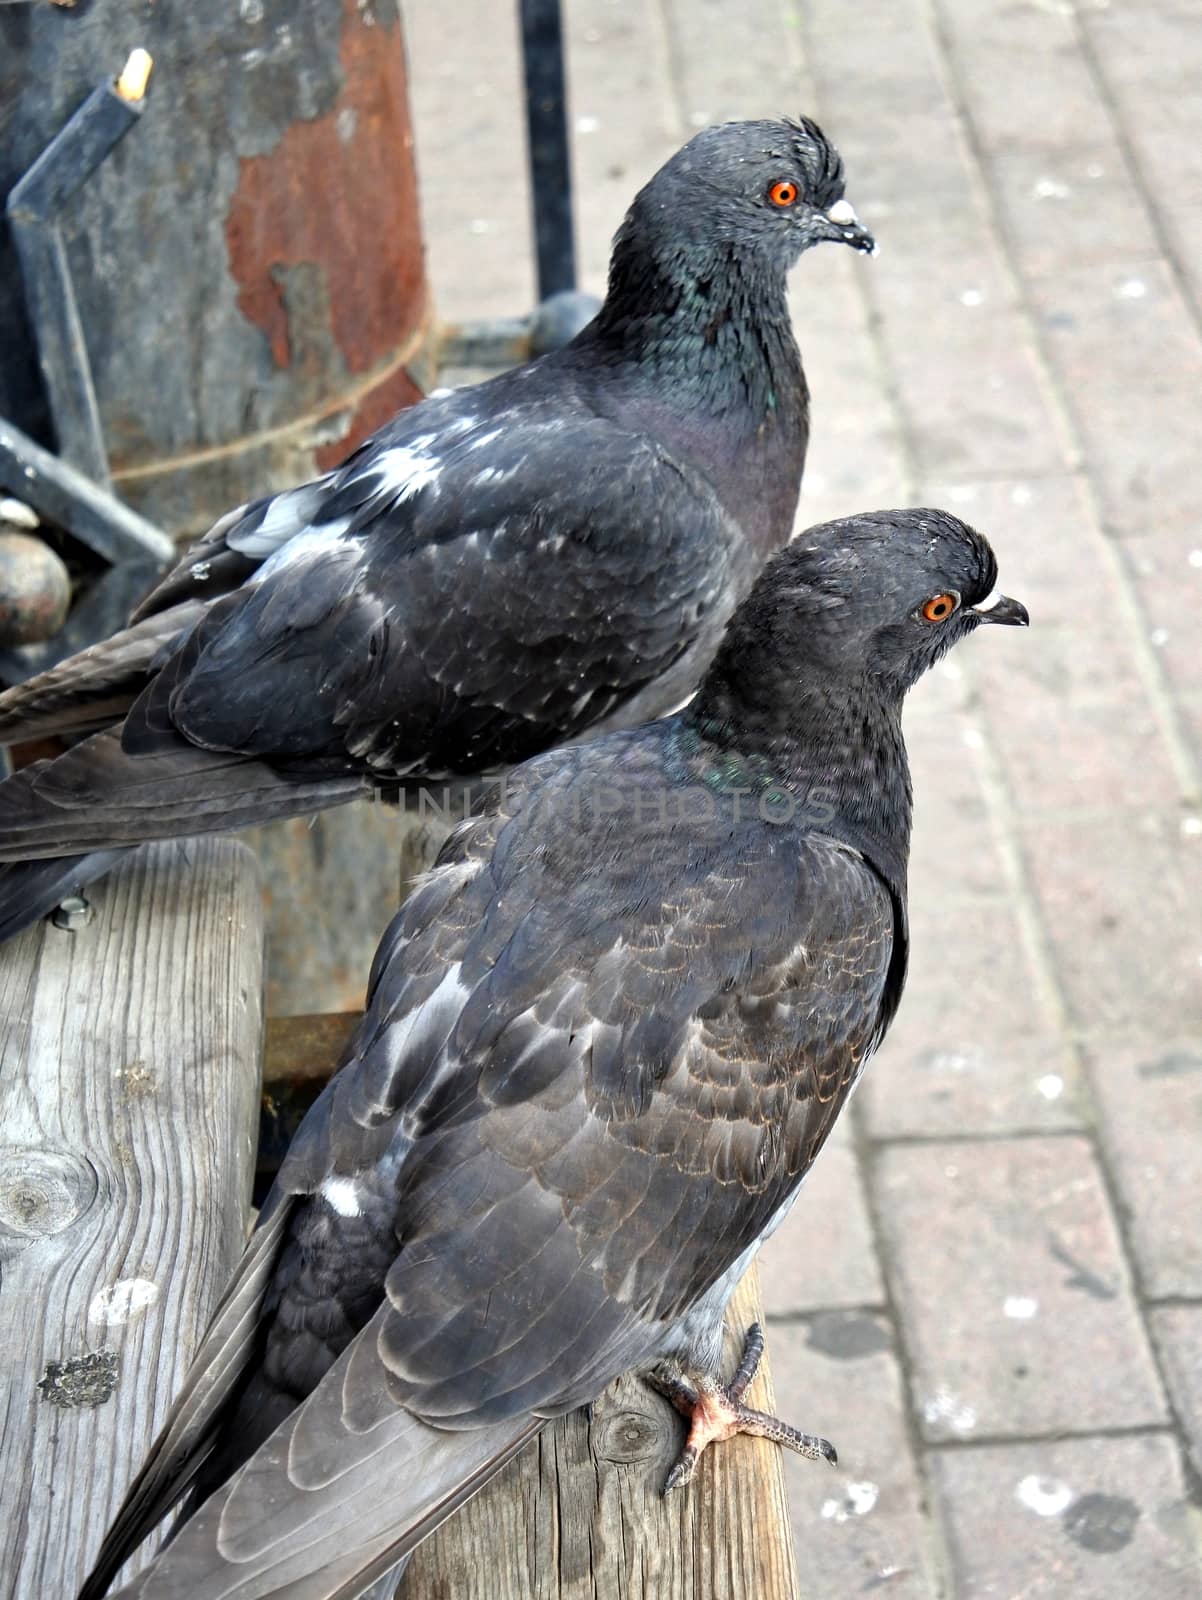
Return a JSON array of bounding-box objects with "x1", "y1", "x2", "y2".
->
[
  {"x1": 120, "y1": 417, "x2": 739, "y2": 780},
  {"x1": 90, "y1": 742, "x2": 897, "y2": 1598}
]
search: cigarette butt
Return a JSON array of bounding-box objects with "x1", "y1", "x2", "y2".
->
[{"x1": 115, "y1": 48, "x2": 153, "y2": 103}]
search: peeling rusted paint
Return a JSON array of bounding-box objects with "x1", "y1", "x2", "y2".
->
[
  {"x1": 225, "y1": 0, "x2": 426, "y2": 463},
  {"x1": 313, "y1": 357, "x2": 423, "y2": 470}
]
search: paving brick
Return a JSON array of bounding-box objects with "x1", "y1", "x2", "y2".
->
[
  {"x1": 660, "y1": 0, "x2": 813, "y2": 125},
  {"x1": 929, "y1": 1433, "x2": 1202, "y2": 1599},
  {"x1": 797, "y1": 14, "x2": 1067, "y2": 480},
  {"x1": 790, "y1": 256, "x2": 910, "y2": 517},
  {"x1": 1182, "y1": 696, "x2": 1202, "y2": 778},
  {"x1": 930, "y1": 0, "x2": 1115, "y2": 153},
  {"x1": 906, "y1": 709, "x2": 1003, "y2": 895},
  {"x1": 1119, "y1": 527, "x2": 1202, "y2": 709},
  {"x1": 1018, "y1": 812, "x2": 1202, "y2": 1036},
  {"x1": 971, "y1": 622, "x2": 1182, "y2": 817},
  {"x1": 768, "y1": 1312, "x2": 938, "y2": 1599},
  {"x1": 862, "y1": 885, "x2": 1084, "y2": 1139},
  {"x1": 1087, "y1": 1038, "x2": 1202, "y2": 1299},
  {"x1": 986, "y1": 143, "x2": 1161, "y2": 281},
  {"x1": 918, "y1": 475, "x2": 1130, "y2": 627},
  {"x1": 877, "y1": 261, "x2": 1063, "y2": 481},
  {"x1": 872, "y1": 1137, "x2": 1167, "y2": 1440},
  {"x1": 400, "y1": 0, "x2": 533, "y2": 322},
  {"x1": 1029, "y1": 261, "x2": 1202, "y2": 536},
  {"x1": 1150, "y1": 1305, "x2": 1202, "y2": 1483},
  {"x1": 1077, "y1": 1, "x2": 1202, "y2": 315},
  {"x1": 563, "y1": 0, "x2": 682, "y2": 295},
  {"x1": 760, "y1": 1119, "x2": 885, "y2": 1316}
]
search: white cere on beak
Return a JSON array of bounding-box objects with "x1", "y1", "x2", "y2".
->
[
  {"x1": 826, "y1": 198, "x2": 859, "y2": 225},
  {"x1": 974, "y1": 587, "x2": 1004, "y2": 613}
]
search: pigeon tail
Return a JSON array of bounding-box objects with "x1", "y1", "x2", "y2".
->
[
  {"x1": 0, "y1": 728, "x2": 366, "y2": 864},
  {"x1": 93, "y1": 1377, "x2": 540, "y2": 1598},
  {"x1": 0, "y1": 601, "x2": 204, "y2": 747}
]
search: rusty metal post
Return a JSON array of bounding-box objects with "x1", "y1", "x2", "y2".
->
[{"x1": 0, "y1": 0, "x2": 433, "y2": 538}]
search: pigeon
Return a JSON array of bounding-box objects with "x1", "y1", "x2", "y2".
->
[
  {"x1": 0, "y1": 115, "x2": 875, "y2": 941},
  {"x1": 80, "y1": 508, "x2": 1027, "y2": 1600}
]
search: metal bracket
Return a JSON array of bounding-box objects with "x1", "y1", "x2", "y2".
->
[{"x1": 0, "y1": 50, "x2": 172, "y2": 682}]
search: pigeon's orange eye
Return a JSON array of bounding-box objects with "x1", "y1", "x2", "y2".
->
[
  {"x1": 921, "y1": 593, "x2": 959, "y2": 623},
  {"x1": 768, "y1": 179, "x2": 799, "y2": 208}
]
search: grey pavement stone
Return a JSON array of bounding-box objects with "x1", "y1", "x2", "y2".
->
[
  {"x1": 930, "y1": 1433, "x2": 1202, "y2": 1599},
  {"x1": 1029, "y1": 261, "x2": 1202, "y2": 537},
  {"x1": 1183, "y1": 697, "x2": 1202, "y2": 776},
  {"x1": 760, "y1": 1119, "x2": 885, "y2": 1316},
  {"x1": 930, "y1": 0, "x2": 1116, "y2": 153},
  {"x1": 906, "y1": 709, "x2": 1003, "y2": 897},
  {"x1": 659, "y1": 0, "x2": 814, "y2": 125},
  {"x1": 971, "y1": 621, "x2": 1183, "y2": 817},
  {"x1": 563, "y1": 0, "x2": 682, "y2": 294},
  {"x1": 1018, "y1": 812, "x2": 1202, "y2": 1036},
  {"x1": 1150, "y1": 1305, "x2": 1202, "y2": 1484},
  {"x1": 769, "y1": 1312, "x2": 939, "y2": 1599},
  {"x1": 1119, "y1": 527, "x2": 1202, "y2": 709},
  {"x1": 795, "y1": 18, "x2": 1067, "y2": 480},
  {"x1": 791, "y1": 255, "x2": 910, "y2": 519},
  {"x1": 1087, "y1": 1038, "x2": 1202, "y2": 1300},
  {"x1": 873, "y1": 1137, "x2": 1167, "y2": 1441},
  {"x1": 861, "y1": 878, "x2": 1084, "y2": 1140},
  {"x1": 1076, "y1": 1, "x2": 1202, "y2": 317},
  {"x1": 875, "y1": 256, "x2": 1063, "y2": 481},
  {"x1": 401, "y1": 0, "x2": 533, "y2": 323},
  {"x1": 986, "y1": 142, "x2": 1162, "y2": 282},
  {"x1": 918, "y1": 476, "x2": 1132, "y2": 632}
]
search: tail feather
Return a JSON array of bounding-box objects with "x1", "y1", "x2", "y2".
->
[
  {"x1": 105, "y1": 1387, "x2": 539, "y2": 1600},
  {"x1": 80, "y1": 1203, "x2": 296, "y2": 1600},
  {"x1": 0, "y1": 729, "x2": 366, "y2": 863},
  {"x1": 0, "y1": 602, "x2": 203, "y2": 747}
]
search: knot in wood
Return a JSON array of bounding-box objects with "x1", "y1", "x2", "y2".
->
[
  {"x1": 594, "y1": 1407, "x2": 666, "y2": 1464},
  {"x1": 0, "y1": 1146, "x2": 98, "y2": 1239}
]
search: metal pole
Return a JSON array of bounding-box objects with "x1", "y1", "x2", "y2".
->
[
  {"x1": 6, "y1": 52, "x2": 152, "y2": 489},
  {"x1": 519, "y1": 0, "x2": 576, "y2": 300}
]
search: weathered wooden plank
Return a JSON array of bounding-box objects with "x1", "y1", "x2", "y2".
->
[
  {"x1": 0, "y1": 839, "x2": 265, "y2": 1600},
  {"x1": 402, "y1": 1265, "x2": 802, "y2": 1600}
]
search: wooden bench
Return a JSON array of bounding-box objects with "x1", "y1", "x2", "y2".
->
[{"x1": 0, "y1": 834, "x2": 800, "y2": 1600}]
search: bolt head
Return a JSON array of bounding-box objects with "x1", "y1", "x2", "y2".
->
[{"x1": 51, "y1": 896, "x2": 92, "y2": 931}]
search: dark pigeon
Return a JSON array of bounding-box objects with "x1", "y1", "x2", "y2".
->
[
  {"x1": 80, "y1": 509, "x2": 1027, "y2": 1600},
  {"x1": 0, "y1": 116, "x2": 874, "y2": 941}
]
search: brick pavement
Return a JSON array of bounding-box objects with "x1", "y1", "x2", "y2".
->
[{"x1": 402, "y1": 1, "x2": 1202, "y2": 1591}]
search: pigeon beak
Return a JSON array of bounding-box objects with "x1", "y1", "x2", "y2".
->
[
  {"x1": 823, "y1": 198, "x2": 877, "y2": 256},
  {"x1": 971, "y1": 589, "x2": 1030, "y2": 627}
]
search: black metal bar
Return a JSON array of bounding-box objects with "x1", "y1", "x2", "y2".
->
[
  {"x1": 6, "y1": 73, "x2": 149, "y2": 487},
  {"x1": 519, "y1": 0, "x2": 576, "y2": 299},
  {"x1": 0, "y1": 417, "x2": 173, "y2": 568}
]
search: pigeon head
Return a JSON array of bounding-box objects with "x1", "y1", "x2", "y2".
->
[
  {"x1": 700, "y1": 508, "x2": 1028, "y2": 712},
  {"x1": 611, "y1": 116, "x2": 875, "y2": 288}
]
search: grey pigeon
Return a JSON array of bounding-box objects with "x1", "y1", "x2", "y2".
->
[
  {"x1": 0, "y1": 116, "x2": 874, "y2": 940},
  {"x1": 80, "y1": 508, "x2": 1027, "y2": 1600}
]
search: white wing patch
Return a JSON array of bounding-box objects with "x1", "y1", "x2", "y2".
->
[
  {"x1": 375, "y1": 439, "x2": 441, "y2": 501},
  {"x1": 319, "y1": 1178, "x2": 364, "y2": 1218},
  {"x1": 374, "y1": 962, "x2": 473, "y2": 1131},
  {"x1": 228, "y1": 479, "x2": 333, "y2": 559},
  {"x1": 247, "y1": 520, "x2": 356, "y2": 585}
]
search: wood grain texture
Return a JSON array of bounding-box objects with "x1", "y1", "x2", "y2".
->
[
  {"x1": 402, "y1": 1265, "x2": 803, "y2": 1600},
  {"x1": 0, "y1": 839, "x2": 265, "y2": 1600}
]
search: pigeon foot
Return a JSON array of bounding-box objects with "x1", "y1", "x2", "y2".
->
[{"x1": 647, "y1": 1322, "x2": 837, "y2": 1494}]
